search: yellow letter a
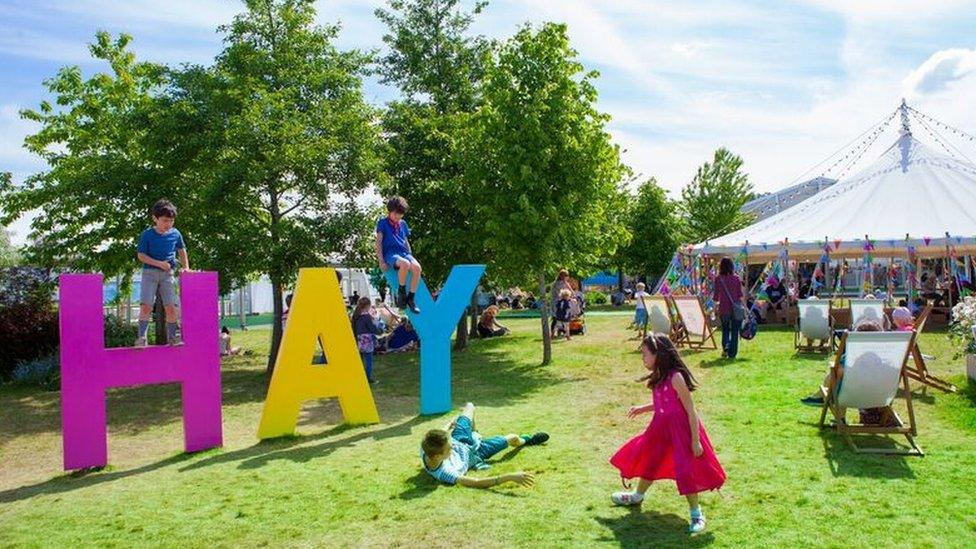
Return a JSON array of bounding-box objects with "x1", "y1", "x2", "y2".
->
[{"x1": 258, "y1": 268, "x2": 379, "y2": 439}]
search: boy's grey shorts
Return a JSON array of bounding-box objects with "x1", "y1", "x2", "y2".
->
[{"x1": 140, "y1": 268, "x2": 177, "y2": 307}]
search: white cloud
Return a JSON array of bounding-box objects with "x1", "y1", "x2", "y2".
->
[{"x1": 903, "y1": 48, "x2": 976, "y2": 96}]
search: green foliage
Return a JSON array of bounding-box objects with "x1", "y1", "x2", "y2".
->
[
  {"x1": 585, "y1": 290, "x2": 608, "y2": 305},
  {"x1": 462, "y1": 23, "x2": 626, "y2": 362},
  {"x1": 0, "y1": 33, "x2": 169, "y2": 282},
  {"x1": 103, "y1": 314, "x2": 138, "y2": 348},
  {"x1": 463, "y1": 23, "x2": 627, "y2": 287},
  {"x1": 680, "y1": 147, "x2": 755, "y2": 242},
  {"x1": 375, "y1": 0, "x2": 490, "y2": 114},
  {"x1": 376, "y1": 0, "x2": 492, "y2": 284},
  {"x1": 619, "y1": 177, "x2": 685, "y2": 278}
]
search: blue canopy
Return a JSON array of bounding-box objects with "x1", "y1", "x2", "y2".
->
[{"x1": 582, "y1": 271, "x2": 618, "y2": 287}]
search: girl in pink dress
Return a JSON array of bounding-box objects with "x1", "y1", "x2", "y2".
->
[{"x1": 609, "y1": 333, "x2": 726, "y2": 534}]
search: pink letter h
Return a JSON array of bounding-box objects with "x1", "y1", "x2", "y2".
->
[{"x1": 59, "y1": 272, "x2": 223, "y2": 470}]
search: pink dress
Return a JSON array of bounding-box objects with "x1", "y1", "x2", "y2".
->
[{"x1": 610, "y1": 372, "x2": 726, "y2": 495}]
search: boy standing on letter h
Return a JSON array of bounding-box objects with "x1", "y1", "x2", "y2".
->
[
  {"x1": 135, "y1": 199, "x2": 190, "y2": 346},
  {"x1": 376, "y1": 196, "x2": 422, "y2": 314}
]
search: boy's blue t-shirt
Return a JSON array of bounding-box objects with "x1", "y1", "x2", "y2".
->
[
  {"x1": 137, "y1": 227, "x2": 185, "y2": 270},
  {"x1": 376, "y1": 217, "x2": 411, "y2": 258}
]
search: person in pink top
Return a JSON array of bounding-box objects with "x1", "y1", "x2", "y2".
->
[
  {"x1": 609, "y1": 333, "x2": 726, "y2": 534},
  {"x1": 891, "y1": 306, "x2": 914, "y2": 331},
  {"x1": 712, "y1": 257, "x2": 746, "y2": 359}
]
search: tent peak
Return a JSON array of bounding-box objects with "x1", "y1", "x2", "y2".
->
[{"x1": 899, "y1": 99, "x2": 912, "y2": 137}]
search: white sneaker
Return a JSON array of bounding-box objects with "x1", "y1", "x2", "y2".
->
[
  {"x1": 135, "y1": 337, "x2": 148, "y2": 348},
  {"x1": 689, "y1": 516, "x2": 706, "y2": 534},
  {"x1": 169, "y1": 335, "x2": 183, "y2": 346},
  {"x1": 611, "y1": 491, "x2": 644, "y2": 506}
]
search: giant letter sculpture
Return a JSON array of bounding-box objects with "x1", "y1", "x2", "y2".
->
[
  {"x1": 386, "y1": 264, "x2": 485, "y2": 414},
  {"x1": 59, "y1": 272, "x2": 223, "y2": 470},
  {"x1": 258, "y1": 268, "x2": 380, "y2": 439}
]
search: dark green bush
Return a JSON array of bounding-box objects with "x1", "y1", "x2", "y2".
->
[{"x1": 586, "y1": 291, "x2": 608, "y2": 305}]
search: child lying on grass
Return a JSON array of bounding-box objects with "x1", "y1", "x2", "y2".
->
[{"x1": 421, "y1": 402, "x2": 549, "y2": 488}]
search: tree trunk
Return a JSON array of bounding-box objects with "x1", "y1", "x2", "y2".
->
[
  {"x1": 538, "y1": 273, "x2": 551, "y2": 365},
  {"x1": 468, "y1": 291, "x2": 478, "y2": 338},
  {"x1": 267, "y1": 279, "x2": 284, "y2": 375},
  {"x1": 453, "y1": 314, "x2": 468, "y2": 351},
  {"x1": 617, "y1": 266, "x2": 625, "y2": 294},
  {"x1": 153, "y1": 287, "x2": 167, "y2": 345}
]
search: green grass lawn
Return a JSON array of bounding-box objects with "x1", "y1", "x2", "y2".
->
[{"x1": 2, "y1": 317, "x2": 975, "y2": 547}]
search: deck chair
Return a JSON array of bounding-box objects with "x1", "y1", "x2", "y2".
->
[
  {"x1": 849, "y1": 299, "x2": 888, "y2": 329},
  {"x1": 905, "y1": 305, "x2": 956, "y2": 393},
  {"x1": 641, "y1": 295, "x2": 686, "y2": 345},
  {"x1": 795, "y1": 299, "x2": 832, "y2": 353},
  {"x1": 671, "y1": 295, "x2": 717, "y2": 350},
  {"x1": 818, "y1": 331, "x2": 922, "y2": 455}
]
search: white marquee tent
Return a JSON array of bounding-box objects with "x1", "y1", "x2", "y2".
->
[{"x1": 694, "y1": 111, "x2": 976, "y2": 262}]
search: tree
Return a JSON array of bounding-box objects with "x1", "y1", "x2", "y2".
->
[
  {"x1": 375, "y1": 0, "x2": 493, "y2": 351},
  {"x1": 0, "y1": 33, "x2": 169, "y2": 278},
  {"x1": 463, "y1": 23, "x2": 627, "y2": 364},
  {"x1": 0, "y1": 174, "x2": 19, "y2": 268},
  {"x1": 177, "y1": 0, "x2": 384, "y2": 372},
  {"x1": 619, "y1": 178, "x2": 685, "y2": 280},
  {"x1": 680, "y1": 148, "x2": 754, "y2": 243}
]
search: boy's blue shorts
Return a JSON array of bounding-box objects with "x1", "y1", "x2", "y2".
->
[
  {"x1": 385, "y1": 253, "x2": 416, "y2": 270},
  {"x1": 451, "y1": 416, "x2": 509, "y2": 461}
]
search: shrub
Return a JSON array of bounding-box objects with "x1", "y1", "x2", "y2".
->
[
  {"x1": 12, "y1": 354, "x2": 59, "y2": 390},
  {"x1": 104, "y1": 314, "x2": 138, "y2": 348},
  {"x1": 0, "y1": 267, "x2": 59, "y2": 380},
  {"x1": 0, "y1": 301, "x2": 59, "y2": 381},
  {"x1": 586, "y1": 291, "x2": 608, "y2": 305}
]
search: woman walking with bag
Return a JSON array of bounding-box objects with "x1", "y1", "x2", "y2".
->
[{"x1": 712, "y1": 257, "x2": 746, "y2": 359}]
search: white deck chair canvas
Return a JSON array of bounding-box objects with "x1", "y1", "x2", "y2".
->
[
  {"x1": 818, "y1": 331, "x2": 922, "y2": 455},
  {"x1": 642, "y1": 295, "x2": 686, "y2": 344},
  {"x1": 795, "y1": 299, "x2": 832, "y2": 353},
  {"x1": 849, "y1": 299, "x2": 888, "y2": 329},
  {"x1": 671, "y1": 295, "x2": 717, "y2": 350}
]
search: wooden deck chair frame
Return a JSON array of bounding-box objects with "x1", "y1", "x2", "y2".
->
[
  {"x1": 905, "y1": 305, "x2": 956, "y2": 393},
  {"x1": 818, "y1": 331, "x2": 923, "y2": 456},
  {"x1": 670, "y1": 295, "x2": 717, "y2": 350},
  {"x1": 795, "y1": 299, "x2": 833, "y2": 353}
]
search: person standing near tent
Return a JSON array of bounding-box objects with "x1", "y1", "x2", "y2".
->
[{"x1": 712, "y1": 257, "x2": 746, "y2": 359}]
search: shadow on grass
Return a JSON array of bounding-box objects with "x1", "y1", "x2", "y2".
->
[
  {"x1": 398, "y1": 470, "x2": 439, "y2": 500},
  {"x1": 0, "y1": 368, "x2": 270, "y2": 445},
  {"x1": 0, "y1": 452, "x2": 198, "y2": 504},
  {"x1": 595, "y1": 508, "x2": 715, "y2": 547},
  {"x1": 180, "y1": 415, "x2": 429, "y2": 472},
  {"x1": 817, "y1": 429, "x2": 917, "y2": 479}
]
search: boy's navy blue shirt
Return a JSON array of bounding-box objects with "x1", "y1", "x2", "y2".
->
[{"x1": 137, "y1": 227, "x2": 185, "y2": 270}]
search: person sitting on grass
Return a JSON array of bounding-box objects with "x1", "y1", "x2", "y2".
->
[
  {"x1": 421, "y1": 402, "x2": 549, "y2": 488},
  {"x1": 219, "y1": 327, "x2": 242, "y2": 356},
  {"x1": 477, "y1": 305, "x2": 510, "y2": 338},
  {"x1": 381, "y1": 317, "x2": 419, "y2": 354}
]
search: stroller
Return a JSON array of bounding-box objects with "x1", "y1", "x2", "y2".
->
[{"x1": 569, "y1": 292, "x2": 587, "y2": 335}]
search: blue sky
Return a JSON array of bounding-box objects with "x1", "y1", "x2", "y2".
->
[{"x1": 3, "y1": 0, "x2": 976, "y2": 244}]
